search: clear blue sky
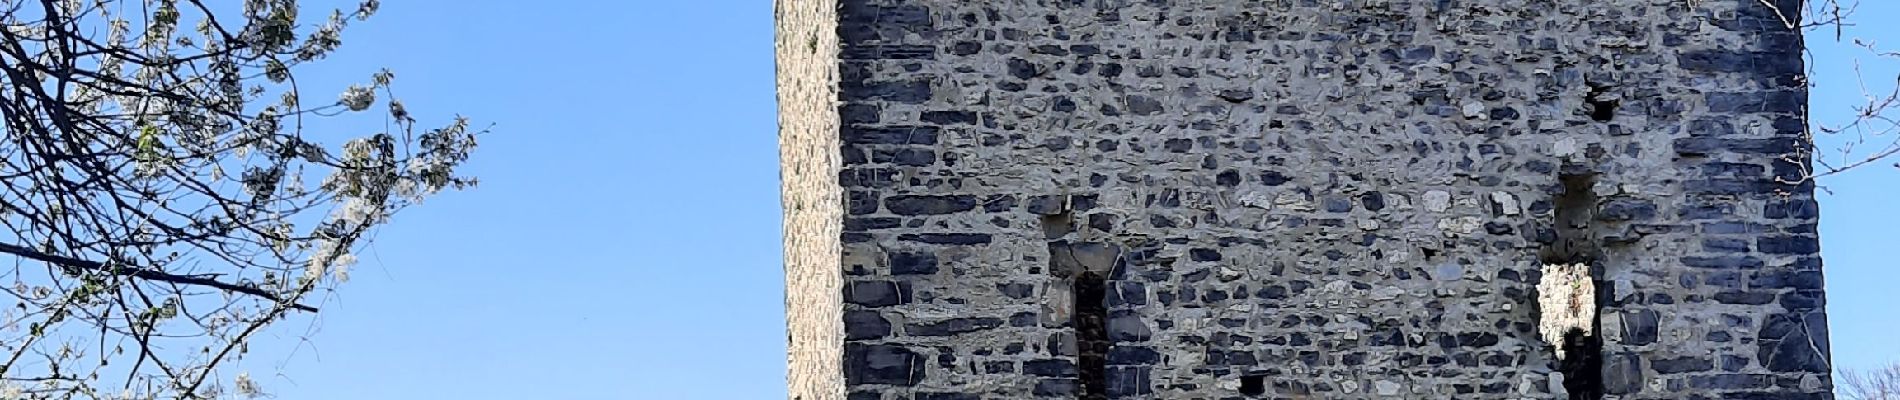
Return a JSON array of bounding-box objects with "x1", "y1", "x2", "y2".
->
[{"x1": 234, "y1": 1, "x2": 1898, "y2": 398}]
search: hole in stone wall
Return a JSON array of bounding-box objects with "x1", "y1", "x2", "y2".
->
[
  {"x1": 1585, "y1": 83, "x2": 1618, "y2": 122},
  {"x1": 1536, "y1": 172, "x2": 1604, "y2": 400},
  {"x1": 1239, "y1": 373, "x2": 1266, "y2": 396}
]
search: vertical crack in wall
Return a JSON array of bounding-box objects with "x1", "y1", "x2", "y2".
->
[
  {"x1": 1044, "y1": 207, "x2": 1111, "y2": 400},
  {"x1": 1537, "y1": 173, "x2": 1604, "y2": 400}
]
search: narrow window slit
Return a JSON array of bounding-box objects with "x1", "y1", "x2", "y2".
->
[
  {"x1": 1044, "y1": 209, "x2": 1111, "y2": 400},
  {"x1": 1074, "y1": 271, "x2": 1109, "y2": 400},
  {"x1": 1537, "y1": 173, "x2": 1605, "y2": 400}
]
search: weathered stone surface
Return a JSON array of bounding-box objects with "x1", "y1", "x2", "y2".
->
[
  {"x1": 845, "y1": 343, "x2": 927, "y2": 386},
  {"x1": 844, "y1": 311, "x2": 892, "y2": 340},
  {"x1": 783, "y1": 0, "x2": 1831, "y2": 398}
]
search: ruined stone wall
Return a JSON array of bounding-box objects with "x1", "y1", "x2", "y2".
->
[{"x1": 779, "y1": 0, "x2": 1832, "y2": 399}]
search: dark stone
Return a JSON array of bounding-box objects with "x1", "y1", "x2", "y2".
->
[
  {"x1": 1690, "y1": 374, "x2": 1773, "y2": 390},
  {"x1": 1765, "y1": 199, "x2": 1819, "y2": 219},
  {"x1": 1370, "y1": 325, "x2": 1406, "y2": 346},
  {"x1": 999, "y1": 283, "x2": 1035, "y2": 299},
  {"x1": 1751, "y1": 271, "x2": 1824, "y2": 290},
  {"x1": 1457, "y1": 332, "x2": 1499, "y2": 347},
  {"x1": 840, "y1": 167, "x2": 899, "y2": 188},
  {"x1": 1126, "y1": 95, "x2": 1164, "y2": 115},
  {"x1": 1603, "y1": 354, "x2": 1644, "y2": 395},
  {"x1": 1106, "y1": 366, "x2": 1152, "y2": 398},
  {"x1": 1108, "y1": 312, "x2": 1152, "y2": 342},
  {"x1": 841, "y1": 104, "x2": 881, "y2": 124},
  {"x1": 1164, "y1": 138, "x2": 1192, "y2": 153},
  {"x1": 1758, "y1": 235, "x2": 1820, "y2": 254},
  {"x1": 1703, "y1": 222, "x2": 1771, "y2": 234},
  {"x1": 1703, "y1": 238, "x2": 1752, "y2": 253},
  {"x1": 1674, "y1": 137, "x2": 1801, "y2": 155},
  {"x1": 842, "y1": 44, "x2": 936, "y2": 60},
  {"x1": 1682, "y1": 256, "x2": 1765, "y2": 269},
  {"x1": 1360, "y1": 191, "x2": 1386, "y2": 211},
  {"x1": 1679, "y1": 50, "x2": 1804, "y2": 74},
  {"x1": 1716, "y1": 291, "x2": 1776, "y2": 305},
  {"x1": 1107, "y1": 282, "x2": 1147, "y2": 307},
  {"x1": 1597, "y1": 199, "x2": 1658, "y2": 221},
  {"x1": 844, "y1": 343, "x2": 926, "y2": 386},
  {"x1": 844, "y1": 311, "x2": 891, "y2": 340},
  {"x1": 898, "y1": 233, "x2": 993, "y2": 245},
  {"x1": 1260, "y1": 171, "x2": 1291, "y2": 186},
  {"x1": 1218, "y1": 89, "x2": 1254, "y2": 102},
  {"x1": 847, "y1": 191, "x2": 880, "y2": 215},
  {"x1": 1780, "y1": 290, "x2": 1826, "y2": 311},
  {"x1": 907, "y1": 317, "x2": 1004, "y2": 336},
  {"x1": 1621, "y1": 310, "x2": 1660, "y2": 346},
  {"x1": 1031, "y1": 44, "x2": 1068, "y2": 55},
  {"x1": 890, "y1": 252, "x2": 939, "y2": 275},
  {"x1": 1107, "y1": 346, "x2": 1161, "y2": 365},
  {"x1": 1702, "y1": 162, "x2": 1767, "y2": 178},
  {"x1": 1710, "y1": 331, "x2": 1733, "y2": 342},
  {"x1": 1023, "y1": 359, "x2": 1078, "y2": 377},
  {"x1": 950, "y1": 41, "x2": 982, "y2": 55},
  {"x1": 1489, "y1": 107, "x2": 1520, "y2": 120},
  {"x1": 845, "y1": 281, "x2": 911, "y2": 307},
  {"x1": 920, "y1": 111, "x2": 978, "y2": 125},
  {"x1": 1323, "y1": 197, "x2": 1353, "y2": 212},
  {"x1": 845, "y1": 217, "x2": 900, "y2": 231},
  {"x1": 1009, "y1": 311, "x2": 1037, "y2": 327},
  {"x1": 844, "y1": 126, "x2": 940, "y2": 145},
  {"x1": 1216, "y1": 170, "x2": 1241, "y2": 186},
  {"x1": 1189, "y1": 248, "x2": 1222, "y2": 261},
  {"x1": 983, "y1": 195, "x2": 1018, "y2": 212},
  {"x1": 843, "y1": 80, "x2": 935, "y2": 104},
  {"x1": 1684, "y1": 179, "x2": 1784, "y2": 195},
  {"x1": 1026, "y1": 195, "x2": 1066, "y2": 215},
  {"x1": 1007, "y1": 58, "x2": 1038, "y2": 80},
  {"x1": 1652, "y1": 357, "x2": 1715, "y2": 373},
  {"x1": 1033, "y1": 379, "x2": 1079, "y2": 396},
  {"x1": 1704, "y1": 91, "x2": 1805, "y2": 114},
  {"x1": 983, "y1": 361, "x2": 1015, "y2": 374},
  {"x1": 886, "y1": 195, "x2": 978, "y2": 215},
  {"x1": 914, "y1": 393, "x2": 978, "y2": 400},
  {"x1": 1758, "y1": 313, "x2": 1831, "y2": 373}
]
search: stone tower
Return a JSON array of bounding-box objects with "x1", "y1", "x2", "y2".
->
[{"x1": 776, "y1": 0, "x2": 1832, "y2": 399}]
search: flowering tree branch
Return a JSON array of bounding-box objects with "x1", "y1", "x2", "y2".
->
[
  {"x1": 0, "y1": 242, "x2": 316, "y2": 313},
  {"x1": 0, "y1": 0, "x2": 485, "y2": 398}
]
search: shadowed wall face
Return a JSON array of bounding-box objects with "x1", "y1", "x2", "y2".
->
[{"x1": 781, "y1": 0, "x2": 1831, "y2": 398}]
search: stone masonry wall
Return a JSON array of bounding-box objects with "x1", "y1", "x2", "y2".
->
[
  {"x1": 778, "y1": 0, "x2": 846, "y2": 398},
  {"x1": 780, "y1": 0, "x2": 1833, "y2": 399}
]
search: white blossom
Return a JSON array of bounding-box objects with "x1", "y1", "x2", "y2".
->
[
  {"x1": 338, "y1": 84, "x2": 375, "y2": 111},
  {"x1": 234, "y1": 372, "x2": 261, "y2": 398}
]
